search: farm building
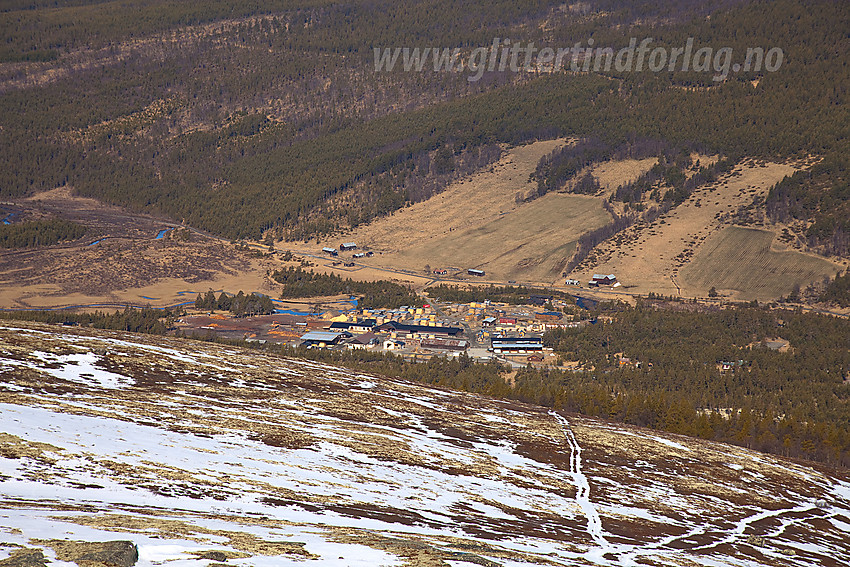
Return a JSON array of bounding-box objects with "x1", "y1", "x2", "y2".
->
[
  {"x1": 322, "y1": 247, "x2": 338, "y2": 256},
  {"x1": 299, "y1": 331, "x2": 351, "y2": 348},
  {"x1": 353, "y1": 252, "x2": 366, "y2": 258},
  {"x1": 565, "y1": 279, "x2": 581, "y2": 286},
  {"x1": 589, "y1": 274, "x2": 617, "y2": 287},
  {"x1": 340, "y1": 242, "x2": 357, "y2": 251},
  {"x1": 490, "y1": 336, "x2": 544, "y2": 353},
  {"x1": 467, "y1": 268, "x2": 486, "y2": 277}
]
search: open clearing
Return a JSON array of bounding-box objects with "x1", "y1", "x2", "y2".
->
[
  {"x1": 0, "y1": 188, "x2": 277, "y2": 309},
  {"x1": 309, "y1": 140, "x2": 615, "y2": 284},
  {"x1": 680, "y1": 226, "x2": 842, "y2": 300},
  {"x1": 1, "y1": 321, "x2": 849, "y2": 566},
  {"x1": 572, "y1": 160, "x2": 845, "y2": 300}
]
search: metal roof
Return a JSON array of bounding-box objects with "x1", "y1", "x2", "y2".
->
[
  {"x1": 300, "y1": 331, "x2": 347, "y2": 342},
  {"x1": 377, "y1": 321, "x2": 463, "y2": 335},
  {"x1": 492, "y1": 336, "x2": 543, "y2": 344}
]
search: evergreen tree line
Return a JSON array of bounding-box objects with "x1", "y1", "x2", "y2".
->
[
  {"x1": 425, "y1": 283, "x2": 575, "y2": 306},
  {"x1": 271, "y1": 266, "x2": 419, "y2": 309},
  {"x1": 0, "y1": 218, "x2": 87, "y2": 248},
  {"x1": 765, "y1": 155, "x2": 850, "y2": 257},
  {"x1": 1, "y1": 1, "x2": 848, "y2": 241},
  {"x1": 193, "y1": 290, "x2": 275, "y2": 316},
  {"x1": 0, "y1": 307, "x2": 173, "y2": 334},
  {"x1": 820, "y1": 271, "x2": 850, "y2": 307}
]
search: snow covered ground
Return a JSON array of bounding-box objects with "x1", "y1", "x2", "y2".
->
[{"x1": 0, "y1": 321, "x2": 848, "y2": 566}]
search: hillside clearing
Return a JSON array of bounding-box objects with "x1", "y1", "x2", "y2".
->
[
  {"x1": 309, "y1": 139, "x2": 642, "y2": 284},
  {"x1": 679, "y1": 226, "x2": 841, "y2": 300},
  {"x1": 571, "y1": 161, "x2": 843, "y2": 299}
]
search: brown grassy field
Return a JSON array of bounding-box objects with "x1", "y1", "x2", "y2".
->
[
  {"x1": 307, "y1": 139, "x2": 618, "y2": 284},
  {"x1": 679, "y1": 226, "x2": 841, "y2": 300},
  {"x1": 570, "y1": 160, "x2": 846, "y2": 299}
]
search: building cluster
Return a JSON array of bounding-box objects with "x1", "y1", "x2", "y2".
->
[
  {"x1": 177, "y1": 265, "x2": 620, "y2": 367},
  {"x1": 274, "y1": 298, "x2": 587, "y2": 364},
  {"x1": 322, "y1": 242, "x2": 373, "y2": 261}
]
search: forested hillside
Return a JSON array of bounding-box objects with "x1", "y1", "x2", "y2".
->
[{"x1": 1, "y1": 0, "x2": 848, "y2": 246}]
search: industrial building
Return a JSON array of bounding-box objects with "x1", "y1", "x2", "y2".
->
[
  {"x1": 420, "y1": 338, "x2": 469, "y2": 351},
  {"x1": 299, "y1": 331, "x2": 351, "y2": 347},
  {"x1": 375, "y1": 321, "x2": 463, "y2": 337},
  {"x1": 490, "y1": 336, "x2": 544, "y2": 353},
  {"x1": 328, "y1": 319, "x2": 377, "y2": 333}
]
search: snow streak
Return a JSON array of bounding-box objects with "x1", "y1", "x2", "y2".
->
[{"x1": 551, "y1": 410, "x2": 610, "y2": 549}]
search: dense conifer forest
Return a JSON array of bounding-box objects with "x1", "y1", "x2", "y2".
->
[
  {"x1": 193, "y1": 290, "x2": 276, "y2": 316},
  {"x1": 1, "y1": 0, "x2": 847, "y2": 246},
  {"x1": 0, "y1": 218, "x2": 87, "y2": 248},
  {"x1": 271, "y1": 266, "x2": 420, "y2": 309}
]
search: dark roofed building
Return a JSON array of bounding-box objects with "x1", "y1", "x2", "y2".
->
[
  {"x1": 420, "y1": 338, "x2": 469, "y2": 351},
  {"x1": 491, "y1": 336, "x2": 543, "y2": 352},
  {"x1": 375, "y1": 321, "x2": 463, "y2": 337},
  {"x1": 347, "y1": 332, "x2": 378, "y2": 349},
  {"x1": 328, "y1": 319, "x2": 377, "y2": 333}
]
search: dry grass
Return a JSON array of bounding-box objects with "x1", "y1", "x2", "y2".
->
[
  {"x1": 303, "y1": 140, "x2": 619, "y2": 284},
  {"x1": 571, "y1": 161, "x2": 843, "y2": 299},
  {"x1": 679, "y1": 226, "x2": 841, "y2": 300}
]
